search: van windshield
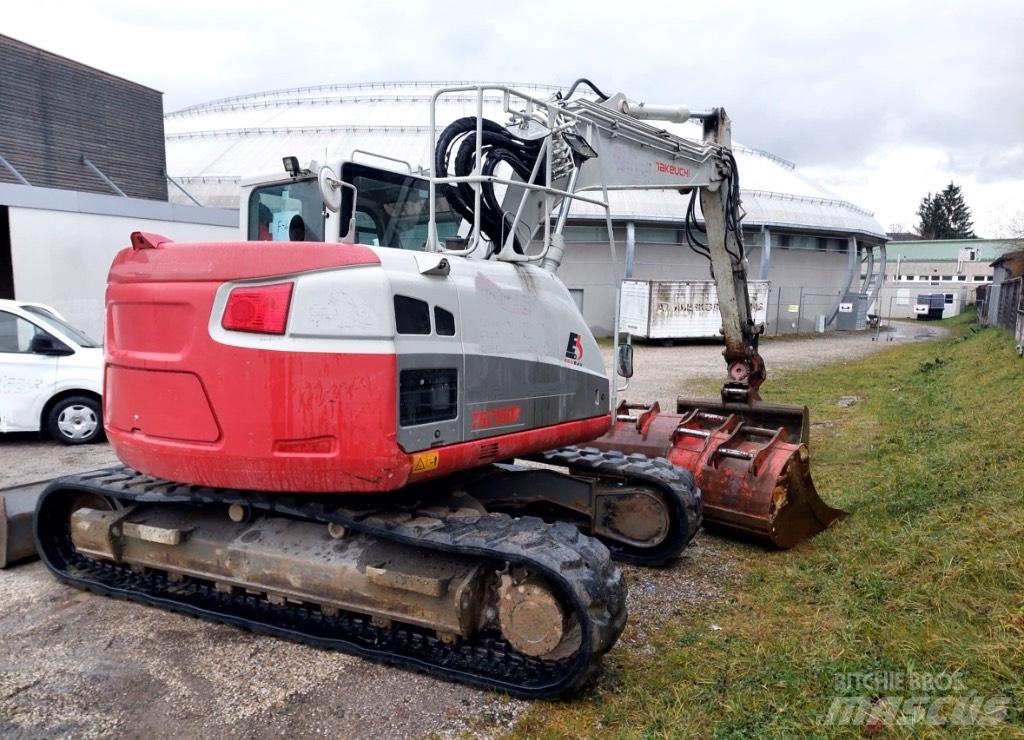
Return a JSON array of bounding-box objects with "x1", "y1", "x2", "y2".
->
[{"x1": 21, "y1": 306, "x2": 100, "y2": 348}]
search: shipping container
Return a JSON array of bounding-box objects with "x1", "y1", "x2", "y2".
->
[{"x1": 619, "y1": 279, "x2": 771, "y2": 339}]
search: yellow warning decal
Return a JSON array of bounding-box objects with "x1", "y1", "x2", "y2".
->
[{"x1": 412, "y1": 450, "x2": 440, "y2": 474}]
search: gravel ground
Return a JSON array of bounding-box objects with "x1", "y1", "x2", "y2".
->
[
  {"x1": 0, "y1": 324, "x2": 945, "y2": 739},
  {"x1": 611, "y1": 322, "x2": 948, "y2": 411}
]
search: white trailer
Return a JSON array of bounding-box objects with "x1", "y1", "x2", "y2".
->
[{"x1": 619, "y1": 279, "x2": 771, "y2": 340}]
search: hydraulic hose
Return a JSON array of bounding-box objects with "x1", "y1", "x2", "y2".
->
[{"x1": 434, "y1": 117, "x2": 546, "y2": 253}]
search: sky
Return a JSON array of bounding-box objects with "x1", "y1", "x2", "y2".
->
[{"x1": 4, "y1": 0, "x2": 1023, "y2": 236}]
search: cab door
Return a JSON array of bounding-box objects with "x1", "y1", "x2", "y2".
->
[{"x1": 0, "y1": 310, "x2": 58, "y2": 432}]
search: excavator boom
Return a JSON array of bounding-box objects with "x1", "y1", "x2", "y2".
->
[{"x1": 429, "y1": 86, "x2": 846, "y2": 548}]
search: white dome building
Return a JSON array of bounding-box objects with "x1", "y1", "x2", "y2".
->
[{"x1": 164, "y1": 81, "x2": 887, "y2": 335}]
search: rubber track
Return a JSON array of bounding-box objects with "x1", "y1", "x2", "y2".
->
[
  {"x1": 33, "y1": 466, "x2": 626, "y2": 699},
  {"x1": 534, "y1": 447, "x2": 703, "y2": 566}
]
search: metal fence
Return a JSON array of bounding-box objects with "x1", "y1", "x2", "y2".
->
[
  {"x1": 996, "y1": 277, "x2": 1022, "y2": 332},
  {"x1": 763, "y1": 285, "x2": 977, "y2": 337},
  {"x1": 975, "y1": 278, "x2": 1024, "y2": 352},
  {"x1": 762, "y1": 287, "x2": 845, "y2": 336}
]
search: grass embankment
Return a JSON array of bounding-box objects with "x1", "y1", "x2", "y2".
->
[{"x1": 518, "y1": 313, "x2": 1024, "y2": 737}]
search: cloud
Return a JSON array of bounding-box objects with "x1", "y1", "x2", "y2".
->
[{"x1": 4, "y1": 0, "x2": 1022, "y2": 234}]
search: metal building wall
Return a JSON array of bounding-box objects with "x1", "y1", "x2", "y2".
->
[
  {"x1": 0, "y1": 183, "x2": 236, "y2": 337},
  {"x1": 558, "y1": 233, "x2": 850, "y2": 337},
  {"x1": 0, "y1": 34, "x2": 167, "y2": 200}
]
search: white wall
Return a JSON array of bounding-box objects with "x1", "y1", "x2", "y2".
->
[
  {"x1": 872, "y1": 282, "x2": 971, "y2": 320},
  {"x1": 9, "y1": 207, "x2": 236, "y2": 338}
]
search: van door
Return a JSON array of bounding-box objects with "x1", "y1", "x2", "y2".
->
[{"x1": 0, "y1": 310, "x2": 58, "y2": 432}]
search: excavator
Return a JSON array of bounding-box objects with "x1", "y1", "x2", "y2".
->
[{"x1": 33, "y1": 82, "x2": 844, "y2": 697}]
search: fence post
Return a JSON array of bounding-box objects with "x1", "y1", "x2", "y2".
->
[
  {"x1": 796, "y1": 287, "x2": 804, "y2": 336},
  {"x1": 775, "y1": 286, "x2": 782, "y2": 336}
]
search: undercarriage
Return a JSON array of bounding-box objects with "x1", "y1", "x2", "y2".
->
[{"x1": 34, "y1": 455, "x2": 698, "y2": 698}]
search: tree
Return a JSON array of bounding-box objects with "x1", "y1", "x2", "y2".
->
[
  {"x1": 915, "y1": 193, "x2": 945, "y2": 240},
  {"x1": 940, "y1": 182, "x2": 976, "y2": 238},
  {"x1": 914, "y1": 181, "x2": 977, "y2": 239}
]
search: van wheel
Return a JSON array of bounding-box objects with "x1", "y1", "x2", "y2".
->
[{"x1": 47, "y1": 396, "x2": 104, "y2": 445}]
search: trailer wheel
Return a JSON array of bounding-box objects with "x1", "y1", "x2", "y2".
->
[{"x1": 47, "y1": 395, "x2": 104, "y2": 445}]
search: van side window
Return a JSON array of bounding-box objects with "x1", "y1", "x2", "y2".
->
[{"x1": 0, "y1": 312, "x2": 43, "y2": 353}]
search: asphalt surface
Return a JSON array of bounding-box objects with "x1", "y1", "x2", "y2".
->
[{"x1": 0, "y1": 324, "x2": 945, "y2": 738}]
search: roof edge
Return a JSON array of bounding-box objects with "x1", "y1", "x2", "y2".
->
[
  {"x1": 0, "y1": 33, "x2": 163, "y2": 95},
  {"x1": 0, "y1": 182, "x2": 235, "y2": 227}
]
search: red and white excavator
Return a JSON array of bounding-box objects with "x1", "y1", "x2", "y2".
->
[{"x1": 33, "y1": 82, "x2": 843, "y2": 697}]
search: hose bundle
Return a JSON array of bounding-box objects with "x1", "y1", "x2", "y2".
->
[
  {"x1": 684, "y1": 149, "x2": 745, "y2": 271},
  {"x1": 433, "y1": 117, "x2": 546, "y2": 254}
]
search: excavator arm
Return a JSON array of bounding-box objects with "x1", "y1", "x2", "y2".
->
[
  {"x1": 698, "y1": 109, "x2": 767, "y2": 403},
  {"x1": 427, "y1": 83, "x2": 842, "y2": 547}
]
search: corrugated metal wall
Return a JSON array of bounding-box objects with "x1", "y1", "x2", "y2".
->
[{"x1": 0, "y1": 34, "x2": 167, "y2": 200}]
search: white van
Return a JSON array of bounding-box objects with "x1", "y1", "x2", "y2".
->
[{"x1": 0, "y1": 300, "x2": 104, "y2": 444}]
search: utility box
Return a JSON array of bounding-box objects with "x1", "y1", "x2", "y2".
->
[
  {"x1": 836, "y1": 293, "x2": 868, "y2": 331},
  {"x1": 619, "y1": 279, "x2": 770, "y2": 339}
]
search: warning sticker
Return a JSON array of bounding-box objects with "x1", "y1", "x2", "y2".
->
[{"x1": 412, "y1": 451, "x2": 440, "y2": 474}]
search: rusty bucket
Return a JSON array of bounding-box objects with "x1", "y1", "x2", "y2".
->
[{"x1": 590, "y1": 402, "x2": 846, "y2": 548}]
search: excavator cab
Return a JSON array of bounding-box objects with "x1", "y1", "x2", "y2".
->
[{"x1": 241, "y1": 158, "x2": 463, "y2": 249}]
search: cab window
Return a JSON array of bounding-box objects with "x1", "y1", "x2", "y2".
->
[
  {"x1": 341, "y1": 164, "x2": 461, "y2": 250},
  {"x1": 247, "y1": 178, "x2": 325, "y2": 242},
  {"x1": 0, "y1": 312, "x2": 48, "y2": 354}
]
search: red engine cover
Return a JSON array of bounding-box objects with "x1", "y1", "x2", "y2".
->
[{"x1": 103, "y1": 237, "x2": 609, "y2": 493}]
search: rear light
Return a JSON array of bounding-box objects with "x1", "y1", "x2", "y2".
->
[{"x1": 221, "y1": 282, "x2": 293, "y2": 334}]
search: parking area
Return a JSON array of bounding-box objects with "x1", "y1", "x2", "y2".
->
[{"x1": 0, "y1": 325, "x2": 945, "y2": 739}]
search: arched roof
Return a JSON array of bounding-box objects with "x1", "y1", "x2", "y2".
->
[{"x1": 164, "y1": 81, "x2": 886, "y2": 240}]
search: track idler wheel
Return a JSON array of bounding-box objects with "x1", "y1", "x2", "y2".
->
[{"x1": 497, "y1": 571, "x2": 578, "y2": 659}]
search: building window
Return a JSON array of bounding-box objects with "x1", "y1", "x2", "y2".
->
[
  {"x1": 569, "y1": 289, "x2": 584, "y2": 313},
  {"x1": 941, "y1": 275, "x2": 953, "y2": 281},
  {"x1": 635, "y1": 227, "x2": 681, "y2": 244},
  {"x1": 973, "y1": 275, "x2": 986, "y2": 282},
  {"x1": 944, "y1": 294, "x2": 955, "y2": 304},
  {"x1": 816, "y1": 237, "x2": 828, "y2": 251},
  {"x1": 563, "y1": 226, "x2": 609, "y2": 243},
  {"x1": 956, "y1": 275, "x2": 967, "y2": 281}
]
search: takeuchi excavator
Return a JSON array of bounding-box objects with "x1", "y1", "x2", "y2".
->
[{"x1": 34, "y1": 82, "x2": 844, "y2": 697}]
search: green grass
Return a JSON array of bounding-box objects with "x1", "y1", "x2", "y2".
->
[{"x1": 516, "y1": 312, "x2": 1024, "y2": 738}]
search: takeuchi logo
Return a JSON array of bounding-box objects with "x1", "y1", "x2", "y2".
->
[{"x1": 656, "y1": 161, "x2": 691, "y2": 178}]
